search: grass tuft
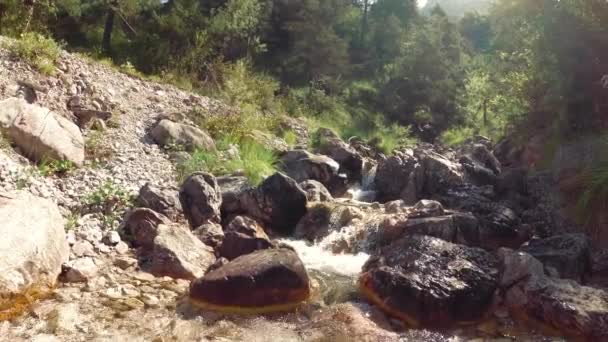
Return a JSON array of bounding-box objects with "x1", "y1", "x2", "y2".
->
[{"x1": 10, "y1": 33, "x2": 61, "y2": 75}]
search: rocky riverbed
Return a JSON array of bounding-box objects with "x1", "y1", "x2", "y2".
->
[{"x1": 0, "y1": 41, "x2": 607, "y2": 341}]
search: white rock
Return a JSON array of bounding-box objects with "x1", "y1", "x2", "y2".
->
[
  {"x1": 47, "y1": 304, "x2": 80, "y2": 334},
  {"x1": 0, "y1": 191, "x2": 69, "y2": 296},
  {"x1": 64, "y1": 257, "x2": 98, "y2": 282}
]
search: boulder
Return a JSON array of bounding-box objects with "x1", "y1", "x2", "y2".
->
[
  {"x1": 192, "y1": 223, "x2": 224, "y2": 249},
  {"x1": 299, "y1": 180, "x2": 333, "y2": 202},
  {"x1": 219, "y1": 216, "x2": 273, "y2": 260},
  {"x1": 150, "y1": 119, "x2": 215, "y2": 151},
  {"x1": 0, "y1": 98, "x2": 84, "y2": 166},
  {"x1": 189, "y1": 247, "x2": 310, "y2": 313},
  {"x1": 0, "y1": 192, "x2": 69, "y2": 305},
  {"x1": 375, "y1": 150, "x2": 423, "y2": 203},
  {"x1": 419, "y1": 150, "x2": 464, "y2": 195},
  {"x1": 315, "y1": 128, "x2": 363, "y2": 181},
  {"x1": 280, "y1": 149, "x2": 346, "y2": 196},
  {"x1": 237, "y1": 172, "x2": 307, "y2": 234},
  {"x1": 179, "y1": 172, "x2": 222, "y2": 228},
  {"x1": 121, "y1": 208, "x2": 171, "y2": 249},
  {"x1": 359, "y1": 235, "x2": 499, "y2": 327},
  {"x1": 217, "y1": 175, "x2": 251, "y2": 215},
  {"x1": 148, "y1": 223, "x2": 216, "y2": 280},
  {"x1": 520, "y1": 233, "x2": 591, "y2": 281},
  {"x1": 62, "y1": 257, "x2": 98, "y2": 283},
  {"x1": 410, "y1": 199, "x2": 445, "y2": 218},
  {"x1": 136, "y1": 183, "x2": 182, "y2": 221},
  {"x1": 499, "y1": 249, "x2": 608, "y2": 340}
]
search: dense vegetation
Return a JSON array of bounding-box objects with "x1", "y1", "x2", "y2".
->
[{"x1": 0, "y1": 0, "x2": 607, "y2": 148}]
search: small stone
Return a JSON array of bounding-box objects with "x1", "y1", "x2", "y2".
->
[
  {"x1": 103, "y1": 287, "x2": 123, "y2": 300},
  {"x1": 114, "y1": 256, "x2": 137, "y2": 270},
  {"x1": 71, "y1": 240, "x2": 95, "y2": 258},
  {"x1": 141, "y1": 294, "x2": 160, "y2": 308},
  {"x1": 123, "y1": 298, "x2": 145, "y2": 310},
  {"x1": 114, "y1": 241, "x2": 129, "y2": 254},
  {"x1": 103, "y1": 231, "x2": 121, "y2": 246},
  {"x1": 63, "y1": 257, "x2": 98, "y2": 282},
  {"x1": 47, "y1": 304, "x2": 80, "y2": 334}
]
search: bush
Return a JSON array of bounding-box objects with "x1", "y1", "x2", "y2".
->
[
  {"x1": 228, "y1": 140, "x2": 277, "y2": 185},
  {"x1": 177, "y1": 141, "x2": 276, "y2": 185},
  {"x1": 440, "y1": 126, "x2": 477, "y2": 147},
  {"x1": 85, "y1": 180, "x2": 133, "y2": 229},
  {"x1": 10, "y1": 33, "x2": 61, "y2": 75},
  {"x1": 37, "y1": 159, "x2": 76, "y2": 177}
]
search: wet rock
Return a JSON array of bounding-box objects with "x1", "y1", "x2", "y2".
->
[
  {"x1": 411, "y1": 199, "x2": 445, "y2": 218},
  {"x1": 0, "y1": 192, "x2": 69, "y2": 300},
  {"x1": 147, "y1": 223, "x2": 216, "y2": 280},
  {"x1": 294, "y1": 202, "x2": 369, "y2": 247},
  {"x1": 63, "y1": 257, "x2": 98, "y2": 283},
  {"x1": 281, "y1": 149, "x2": 347, "y2": 196},
  {"x1": 189, "y1": 247, "x2": 310, "y2": 313},
  {"x1": 217, "y1": 175, "x2": 251, "y2": 215},
  {"x1": 219, "y1": 216, "x2": 273, "y2": 260},
  {"x1": 179, "y1": 172, "x2": 222, "y2": 227},
  {"x1": 315, "y1": 128, "x2": 364, "y2": 181},
  {"x1": 360, "y1": 235, "x2": 499, "y2": 327},
  {"x1": 0, "y1": 98, "x2": 85, "y2": 166},
  {"x1": 136, "y1": 183, "x2": 182, "y2": 220},
  {"x1": 419, "y1": 150, "x2": 464, "y2": 195},
  {"x1": 237, "y1": 172, "x2": 307, "y2": 234},
  {"x1": 150, "y1": 119, "x2": 215, "y2": 151},
  {"x1": 498, "y1": 248, "x2": 608, "y2": 340},
  {"x1": 121, "y1": 208, "x2": 171, "y2": 249},
  {"x1": 375, "y1": 150, "x2": 423, "y2": 203},
  {"x1": 299, "y1": 180, "x2": 333, "y2": 202},
  {"x1": 192, "y1": 223, "x2": 224, "y2": 249},
  {"x1": 520, "y1": 233, "x2": 591, "y2": 281}
]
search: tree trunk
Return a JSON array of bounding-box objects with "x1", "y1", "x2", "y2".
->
[
  {"x1": 483, "y1": 99, "x2": 488, "y2": 126},
  {"x1": 359, "y1": 0, "x2": 369, "y2": 44},
  {"x1": 22, "y1": 0, "x2": 36, "y2": 33},
  {"x1": 102, "y1": 2, "x2": 117, "y2": 56}
]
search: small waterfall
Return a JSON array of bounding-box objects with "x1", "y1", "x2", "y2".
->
[
  {"x1": 278, "y1": 239, "x2": 370, "y2": 305},
  {"x1": 347, "y1": 161, "x2": 377, "y2": 202}
]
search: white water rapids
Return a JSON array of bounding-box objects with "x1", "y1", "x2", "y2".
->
[{"x1": 278, "y1": 239, "x2": 370, "y2": 277}]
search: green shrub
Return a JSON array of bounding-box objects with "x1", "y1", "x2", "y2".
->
[
  {"x1": 37, "y1": 159, "x2": 76, "y2": 177},
  {"x1": 227, "y1": 140, "x2": 277, "y2": 185},
  {"x1": 176, "y1": 148, "x2": 224, "y2": 183},
  {"x1": 10, "y1": 33, "x2": 61, "y2": 75},
  {"x1": 86, "y1": 130, "x2": 114, "y2": 163},
  {"x1": 177, "y1": 141, "x2": 276, "y2": 185},
  {"x1": 282, "y1": 130, "x2": 298, "y2": 147},
  {"x1": 85, "y1": 180, "x2": 133, "y2": 229},
  {"x1": 440, "y1": 126, "x2": 477, "y2": 147}
]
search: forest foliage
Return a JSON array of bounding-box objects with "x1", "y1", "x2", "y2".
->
[{"x1": 0, "y1": 0, "x2": 607, "y2": 149}]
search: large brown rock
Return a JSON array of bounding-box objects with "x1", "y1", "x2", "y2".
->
[
  {"x1": 218, "y1": 216, "x2": 273, "y2": 260},
  {"x1": 315, "y1": 128, "x2": 363, "y2": 181},
  {"x1": 0, "y1": 98, "x2": 84, "y2": 166},
  {"x1": 280, "y1": 149, "x2": 346, "y2": 196},
  {"x1": 136, "y1": 183, "x2": 182, "y2": 221},
  {"x1": 359, "y1": 235, "x2": 499, "y2": 327},
  {"x1": 121, "y1": 208, "x2": 171, "y2": 249},
  {"x1": 499, "y1": 249, "x2": 608, "y2": 340},
  {"x1": 179, "y1": 173, "x2": 222, "y2": 228},
  {"x1": 189, "y1": 247, "x2": 310, "y2": 313},
  {"x1": 419, "y1": 150, "x2": 465, "y2": 195},
  {"x1": 237, "y1": 172, "x2": 307, "y2": 234},
  {"x1": 150, "y1": 119, "x2": 215, "y2": 151},
  {"x1": 375, "y1": 150, "x2": 423, "y2": 203},
  {"x1": 0, "y1": 192, "x2": 69, "y2": 311},
  {"x1": 520, "y1": 233, "x2": 591, "y2": 281}
]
